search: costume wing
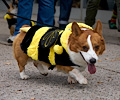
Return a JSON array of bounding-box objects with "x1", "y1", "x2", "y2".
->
[{"x1": 40, "y1": 29, "x2": 61, "y2": 49}]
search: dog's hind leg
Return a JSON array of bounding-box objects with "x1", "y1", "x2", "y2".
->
[
  {"x1": 33, "y1": 61, "x2": 50, "y2": 76},
  {"x1": 13, "y1": 30, "x2": 30, "y2": 79},
  {"x1": 17, "y1": 56, "x2": 30, "y2": 80}
]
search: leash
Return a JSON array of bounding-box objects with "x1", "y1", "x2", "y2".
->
[
  {"x1": 7, "y1": 12, "x2": 60, "y2": 29},
  {"x1": 2, "y1": 0, "x2": 62, "y2": 29},
  {"x1": 2, "y1": 0, "x2": 10, "y2": 9}
]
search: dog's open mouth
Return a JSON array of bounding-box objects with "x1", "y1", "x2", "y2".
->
[
  {"x1": 80, "y1": 52, "x2": 96, "y2": 74},
  {"x1": 88, "y1": 63, "x2": 96, "y2": 74}
]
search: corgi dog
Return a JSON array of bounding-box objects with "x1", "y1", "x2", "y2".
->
[
  {"x1": 4, "y1": 0, "x2": 18, "y2": 35},
  {"x1": 13, "y1": 20, "x2": 105, "y2": 84},
  {"x1": 4, "y1": 0, "x2": 18, "y2": 43}
]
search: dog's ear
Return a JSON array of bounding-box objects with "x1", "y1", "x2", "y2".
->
[
  {"x1": 94, "y1": 20, "x2": 102, "y2": 36},
  {"x1": 94, "y1": 20, "x2": 105, "y2": 54},
  {"x1": 72, "y1": 22, "x2": 82, "y2": 36}
]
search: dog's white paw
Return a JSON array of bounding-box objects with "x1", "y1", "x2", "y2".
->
[
  {"x1": 20, "y1": 71, "x2": 30, "y2": 80},
  {"x1": 78, "y1": 77, "x2": 88, "y2": 84},
  {"x1": 20, "y1": 74, "x2": 30, "y2": 80},
  {"x1": 67, "y1": 76, "x2": 77, "y2": 84},
  {"x1": 69, "y1": 69, "x2": 88, "y2": 85}
]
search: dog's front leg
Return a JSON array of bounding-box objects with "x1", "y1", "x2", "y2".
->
[
  {"x1": 56, "y1": 65, "x2": 87, "y2": 84},
  {"x1": 67, "y1": 75, "x2": 77, "y2": 84},
  {"x1": 69, "y1": 69, "x2": 88, "y2": 84}
]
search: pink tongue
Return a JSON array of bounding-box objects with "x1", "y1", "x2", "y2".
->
[{"x1": 88, "y1": 64, "x2": 96, "y2": 74}]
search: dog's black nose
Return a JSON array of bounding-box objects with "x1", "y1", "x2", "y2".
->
[{"x1": 90, "y1": 58, "x2": 96, "y2": 64}]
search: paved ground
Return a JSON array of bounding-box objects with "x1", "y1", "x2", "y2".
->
[{"x1": 0, "y1": 2, "x2": 120, "y2": 100}]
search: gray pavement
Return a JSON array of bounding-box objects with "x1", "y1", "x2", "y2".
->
[{"x1": 0, "y1": 2, "x2": 120, "y2": 100}]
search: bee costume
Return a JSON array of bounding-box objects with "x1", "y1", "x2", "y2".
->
[{"x1": 20, "y1": 23, "x2": 92, "y2": 69}]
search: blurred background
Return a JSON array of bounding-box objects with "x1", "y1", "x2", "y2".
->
[{"x1": 0, "y1": 0, "x2": 115, "y2": 24}]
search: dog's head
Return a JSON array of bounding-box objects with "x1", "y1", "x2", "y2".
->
[{"x1": 68, "y1": 20, "x2": 105, "y2": 74}]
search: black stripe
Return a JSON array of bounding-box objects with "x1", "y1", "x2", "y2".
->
[
  {"x1": 55, "y1": 49, "x2": 76, "y2": 66},
  {"x1": 38, "y1": 28, "x2": 59, "y2": 63},
  {"x1": 21, "y1": 25, "x2": 42, "y2": 54},
  {"x1": 7, "y1": 18, "x2": 17, "y2": 28},
  {"x1": 55, "y1": 33, "x2": 76, "y2": 66}
]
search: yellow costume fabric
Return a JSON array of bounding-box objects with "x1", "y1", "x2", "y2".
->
[{"x1": 27, "y1": 27, "x2": 50, "y2": 60}]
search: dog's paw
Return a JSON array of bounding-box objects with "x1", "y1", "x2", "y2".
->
[
  {"x1": 67, "y1": 76, "x2": 77, "y2": 84},
  {"x1": 36, "y1": 64, "x2": 48, "y2": 76},
  {"x1": 69, "y1": 69, "x2": 88, "y2": 85},
  {"x1": 20, "y1": 74, "x2": 30, "y2": 80},
  {"x1": 41, "y1": 72, "x2": 48, "y2": 76},
  {"x1": 78, "y1": 77, "x2": 88, "y2": 84},
  {"x1": 20, "y1": 71, "x2": 30, "y2": 80},
  {"x1": 40, "y1": 69, "x2": 48, "y2": 76}
]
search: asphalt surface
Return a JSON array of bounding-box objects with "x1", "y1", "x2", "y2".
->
[{"x1": 0, "y1": 2, "x2": 120, "y2": 100}]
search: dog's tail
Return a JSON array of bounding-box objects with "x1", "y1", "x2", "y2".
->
[{"x1": 20, "y1": 25, "x2": 31, "y2": 33}]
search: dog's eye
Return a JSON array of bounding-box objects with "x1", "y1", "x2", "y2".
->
[
  {"x1": 82, "y1": 46, "x2": 88, "y2": 51},
  {"x1": 94, "y1": 45, "x2": 99, "y2": 51}
]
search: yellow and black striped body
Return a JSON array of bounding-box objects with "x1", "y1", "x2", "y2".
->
[{"x1": 21, "y1": 25, "x2": 76, "y2": 67}]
